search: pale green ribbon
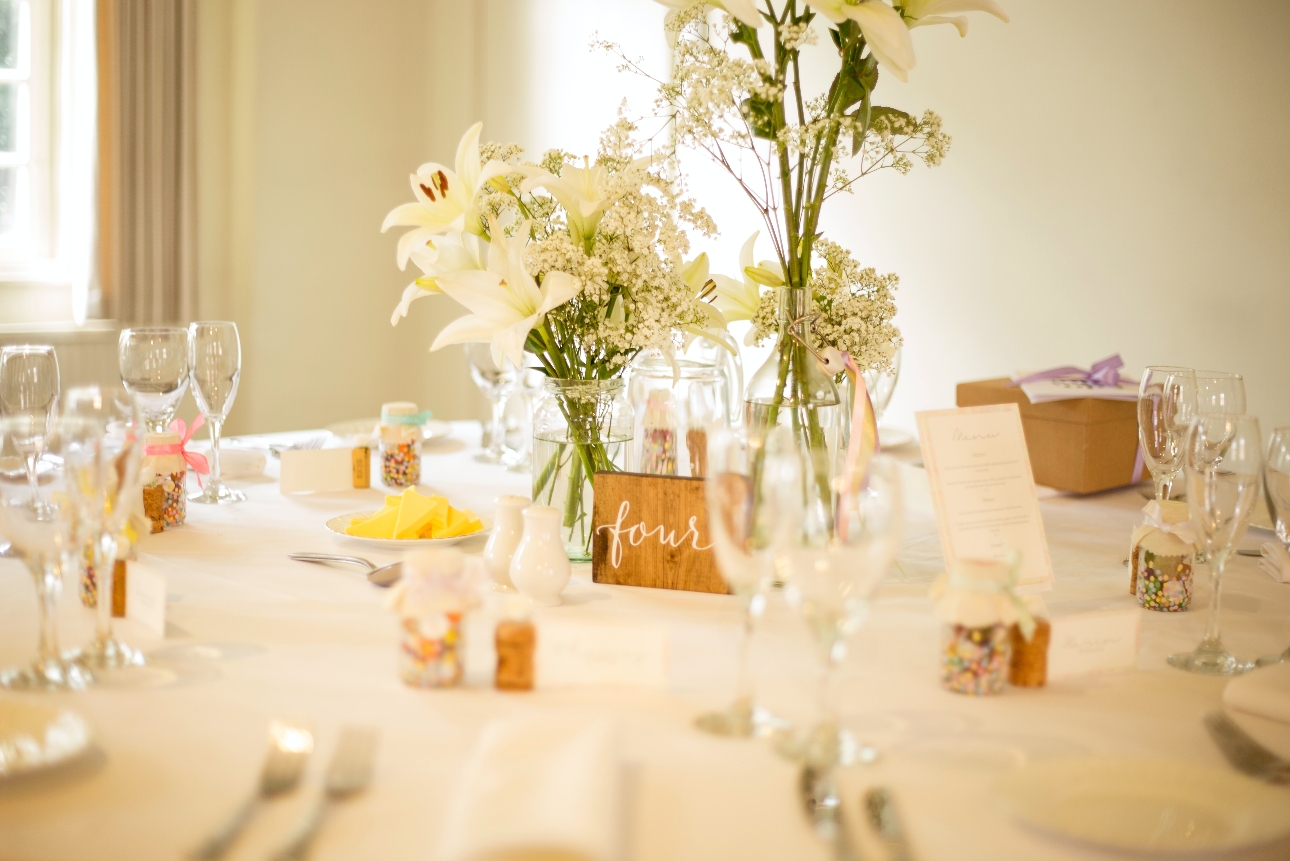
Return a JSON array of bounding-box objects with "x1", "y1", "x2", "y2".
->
[
  {"x1": 947, "y1": 556, "x2": 1037, "y2": 641},
  {"x1": 380, "y1": 409, "x2": 433, "y2": 426}
]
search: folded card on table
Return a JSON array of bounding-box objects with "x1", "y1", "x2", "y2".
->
[
  {"x1": 192, "y1": 445, "x2": 266, "y2": 479},
  {"x1": 915, "y1": 404, "x2": 1055, "y2": 592},
  {"x1": 1224, "y1": 662, "x2": 1290, "y2": 725},
  {"x1": 438, "y1": 716, "x2": 620, "y2": 861},
  {"x1": 536, "y1": 619, "x2": 668, "y2": 689},
  {"x1": 279, "y1": 447, "x2": 370, "y2": 493},
  {"x1": 1046, "y1": 609, "x2": 1140, "y2": 679},
  {"x1": 113, "y1": 558, "x2": 166, "y2": 642}
]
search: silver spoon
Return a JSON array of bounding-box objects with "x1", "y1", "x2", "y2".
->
[
  {"x1": 799, "y1": 765, "x2": 861, "y2": 861},
  {"x1": 288, "y1": 552, "x2": 402, "y2": 587}
]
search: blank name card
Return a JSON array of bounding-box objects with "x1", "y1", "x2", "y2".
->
[{"x1": 916, "y1": 404, "x2": 1054, "y2": 592}]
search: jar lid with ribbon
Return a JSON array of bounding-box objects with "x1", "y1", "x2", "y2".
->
[
  {"x1": 379, "y1": 401, "x2": 431, "y2": 443},
  {"x1": 387, "y1": 547, "x2": 483, "y2": 619},
  {"x1": 930, "y1": 557, "x2": 1037, "y2": 640},
  {"x1": 1131, "y1": 500, "x2": 1197, "y2": 551}
]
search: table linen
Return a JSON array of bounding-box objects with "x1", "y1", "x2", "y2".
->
[{"x1": 1, "y1": 422, "x2": 1288, "y2": 861}]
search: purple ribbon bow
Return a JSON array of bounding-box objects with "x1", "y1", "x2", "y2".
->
[{"x1": 1009, "y1": 354, "x2": 1131, "y2": 388}]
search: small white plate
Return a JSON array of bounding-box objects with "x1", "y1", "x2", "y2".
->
[
  {"x1": 0, "y1": 701, "x2": 92, "y2": 779},
  {"x1": 878, "y1": 427, "x2": 915, "y2": 449},
  {"x1": 325, "y1": 418, "x2": 453, "y2": 443},
  {"x1": 995, "y1": 757, "x2": 1290, "y2": 854},
  {"x1": 326, "y1": 512, "x2": 492, "y2": 549}
]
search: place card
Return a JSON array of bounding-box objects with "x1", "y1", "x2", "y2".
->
[
  {"x1": 124, "y1": 559, "x2": 167, "y2": 637},
  {"x1": 535, "y1": 619, "x2": 668, "y2": 689},
  {"x1": 280, "y1": 447, "x2": 371, "y2": 494},
  {"x1": 1047, "y1": 609, "x2": 1140, "y2": 679},
  {"x1": 916, "y1": 404, "x2": 1054, "y2": 592}
]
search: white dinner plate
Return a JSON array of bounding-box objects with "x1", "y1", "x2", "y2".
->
[
  {"x1": 326, "y1": 512, "x2": 492, "y2": 549},
  {"x1": 994, "y1": 757, "x2": 1290, "y2": 854},
  {"x1": 878, "y1": 426, "x2": 915, "y2": 449},
  {"x1": 0, "y1": 701, "x2": 92, "y2": 779},
  {"x1": 325, "y1": 418, "x2": 453, "y2": 443}
]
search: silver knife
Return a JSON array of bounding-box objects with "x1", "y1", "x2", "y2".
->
[
  {"x1": 1204, "y1": 711, "x2": 1290, "y2": 784},
  {"x1": 864, "y1": 787, "x2": 915, "y2": 861}
]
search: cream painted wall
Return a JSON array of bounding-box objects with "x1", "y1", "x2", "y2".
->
[{"x1": 197, "y1": 1, "x2": 1290, "y2": 438}]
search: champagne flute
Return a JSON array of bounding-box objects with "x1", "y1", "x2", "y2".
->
[
  {"x1": 119, "y1": 327, "x2": 191, "y2": 434},
  {"x1": 189, "y1": 322, "x2": 245, "y2": 504},
  {"x1": 507, "y1": 361, "x2": 546, "y2": 473},
  {"x1": 777, "y1": 455, "x2": 902, "y2": 769},
  {"x1": 1137, "y1": 367, "x2": 1195, "y2": 501},
  {"x1": 62, "y1": 386, "x2": 147, "y2": 670},
  {"x1": 464, "y1": 343, "x2": 517, "y2": 465},
  {"x1": 1167, "y1": 414, "x2": 1261, "y2": 676},
  {"x1": 695, "y1": 425, "x2": 799, "y2": 737},
  {"x1": 0, "y1": 416, "x2": 92, "y2": 690},
  {"x1": 1194, "y1": 370, "x2": 1245, "y2": 416},
  {"x1": 861, "y1": 344, "x2": 901, "y2": 427},
  {"x1": 0, "y1": 345, "x2": 60, "y2": 514}
]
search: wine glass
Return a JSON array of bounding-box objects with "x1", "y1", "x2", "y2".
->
[
  {"x1": 776, "y1": 454, "x2": 902, "y2": 769},
  {"x1": 507, "y1": 361, "x2": 547, "y2": 473},
  {"x1": 189, "y1": 322, "x2": 245, "y2": 504},
  {"x1": 1137, "y1": 366, "x2": 1195, "y2": 501},
  {"x1": 694, "y1": 425, "x2": 799, "y2": 737},
  {"x1": 861, "y1": 344, "x2": 901, "y2": 427},
  {"x1": 1167, "y1": 414, "x2": 1261, "y2": 676},
  {"x1": 1256, "y1": 428, "x2": 1290, "y2": 667},
  {"x1": 1194, "y1": 370, "x2": 1245, "y2": 416},
  {"x1": 0, "y1": 416, "x2": 92, "y2": 690},
  {"x1": 464, "y1": 343, "x2": 517, "y2": 465},
  {"x1": 61, "y1": 386, "x2": 147, "y2": 670},
  {"x1": 119, "y1": 327, "x2": 191, "y2": 434},
  {"x1": 0, "y1": 344, "x2": 60, "y2": 514}
]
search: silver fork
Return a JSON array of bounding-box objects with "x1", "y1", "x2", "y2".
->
[
  {"x1": 270, "y1": 725, "x2": 379, "y2": 861},
  {"x1": 190, "y1": 721, "x2": 314, "y2": 860},
  {"x1": 1204, "y1": 711, "x2": 1290, "y2": 784},
  {"x1": 270, "y1": 437, "x2": 327, "y2": 458}
]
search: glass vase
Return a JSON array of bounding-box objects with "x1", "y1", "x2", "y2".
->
[
  {"x1": 744, "y1": 286, "x2": 845, "y2": 527},
  {"x1": 531, "y1": 378, "x2": 632, "y2": 561}
]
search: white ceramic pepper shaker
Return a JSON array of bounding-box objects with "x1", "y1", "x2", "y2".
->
[
  {"x1": 483, "y1": 495, "x2": 530, "y2": 590},
  {"x1": 509, "y1": 506, "x2": 570, "y2": 606}
]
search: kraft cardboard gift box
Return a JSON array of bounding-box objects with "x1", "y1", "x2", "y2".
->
[{"x1": 955, "y1": 378, "x2": 1139, "y2": 494}]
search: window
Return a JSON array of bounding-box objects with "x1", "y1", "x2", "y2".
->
[{"x1": 0, "y1": 0, "x2": 50, "y2": 258}]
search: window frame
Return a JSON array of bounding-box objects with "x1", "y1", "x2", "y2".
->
[{"x1": 0, "y1": 0, "x2": 53, "y2": 266}]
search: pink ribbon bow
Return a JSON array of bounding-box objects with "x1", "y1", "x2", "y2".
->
[
  {"x1": 1009, "y1": 353, "x2": 1133, "y2": 388},
  {"x1": 145, "y1": 415, "x2": 211, "y2": 485}
]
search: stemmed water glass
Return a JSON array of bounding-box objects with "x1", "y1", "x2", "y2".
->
[
  {"x1": 1195, "y1": 370, "x2": 1245, "y2": 416},
  {"x1": 0, "y1": 345, "x2": 61, "y2": 514},
  {"x1": 464, "y1": 344, "x2": 517, "y2": 465},
  {"x1": 119, "y1": 327, "x2": 190, "y2": 434},
  {"x1": 1167, "y1": 414, "x2": 1261, "y2": 676},
  {"x1": 0, "y1": 416, "x2": 92, "y2": 690},
  {"x1": 776, "y1": 454, "x2": 902, "y2": 769},
  {"x1": 1256, "y1": 428, "x2": 1290, "y2": 667},
  {"x1": 507, "y1": 361, "x2": 546, "y2": 473},
  {"x1": 861, "y1": 345, "x2": 901, "y2": 428},
  {"x1": 1137, "y1": 366, "x2": 1195, "y2": 501},
  {"x1": 189, "y1": 321, "x2": 245, "y2": 504},
  {"x1": 694, "y1": 425, "x2": 799, "y2": 737},
  {"x1": 61, "y1": 386, "x2": 147, "y2": 670}
]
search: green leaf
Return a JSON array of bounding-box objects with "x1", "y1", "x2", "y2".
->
[
  {"x1": 869, "y1": 106, "x2": 914, "y2": 127},
  {"x1": 829, "y1": 27, "x2": 841, "y2": 50},
  {"x1": 740, "y1": 96, "x2": 776, "y2": 140}
]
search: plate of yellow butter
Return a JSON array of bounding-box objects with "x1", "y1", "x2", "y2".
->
[{"x1": 327, "y1": 487, "x2": 490, "y2": 548}]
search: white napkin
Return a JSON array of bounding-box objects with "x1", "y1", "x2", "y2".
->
[
  {"x1": 190, "y1": 445, "x2": 266, "y2": 480},
  {"x1": 438, "y1": 716, "x2": 620, "y2": 861},
  {"x1": 1223, "y1": 661, "x2": 1290, "y2": 725},
  {"x1": 1261, "y1": 542, "x2": 1290, "y2": 583}
]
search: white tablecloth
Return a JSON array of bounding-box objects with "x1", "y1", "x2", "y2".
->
[{"x1": 1, "y1": 422, "x2": 1288, "y2": 860}]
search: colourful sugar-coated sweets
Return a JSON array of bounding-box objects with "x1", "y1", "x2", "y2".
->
[
  {"x1": 641, "y1": 427, "x2": 677, "y2": 475},
  {"x1": 399, "y1": 612, "x2": 463, "y2": 688},
  {"x1": 345, "y1": 487, "x2": 482, "y2": 540},
  {"x1": 143, "y1": 469, "x2": 187, "y2": 527},
  {"x1": 942, "y1": 623, "x2": 1010, "y2": 696},
  {"x1": 381, "y1": 440, "x2": 421, "y2": 487},
  {"x1": 1136, "y1": 550, "x2": 1192, "y2": 612}
]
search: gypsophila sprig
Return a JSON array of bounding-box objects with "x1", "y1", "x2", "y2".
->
[{"x1": 809, "y1": 239, "x2": 901, "y2": 373}]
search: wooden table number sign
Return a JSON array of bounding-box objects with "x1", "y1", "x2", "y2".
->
[{"x1": 590, "y1": 471, "x2": 728, "y2": 595}]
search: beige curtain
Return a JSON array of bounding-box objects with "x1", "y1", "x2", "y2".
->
[{"x1": 96, "y1": 0, "x2": 197, "y2": 325}]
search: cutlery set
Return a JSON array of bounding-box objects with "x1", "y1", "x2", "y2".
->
[
  {"x1": 799, "y1": 765, "x2": 915, "y2": 861},
  {"x1": 192, "y1": 721, "x2": 378, "y2": 860}
]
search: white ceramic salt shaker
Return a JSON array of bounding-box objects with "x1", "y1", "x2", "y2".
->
[
  {"x1": 483, "y1": 495, "x2": 530, "y2": 590},
  {"x1": 509, "y1": 506, "x2": 570, "y2": 606}
]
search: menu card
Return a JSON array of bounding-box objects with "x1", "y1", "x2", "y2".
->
[{"x1": 916, "y1": 404, "x2": 1054, "y2": 592}]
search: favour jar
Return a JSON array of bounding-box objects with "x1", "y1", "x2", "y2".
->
[
  {"x1": 1130, "y1": 500, "x2": 1195, "y2": 612},
  {"x1": 626, "y1": 347, "x2": 737, "y2": 478},
  {"x1": 141, "y1": 432, "x2": 187, "y2": 527},
  {"x1": 931, "y1": 558, "x2": 1033, "y2": 697},
  {"x1": 387, "y1": 548, "x2": 480, "y2": 688},
  {"x1": 379, "y1": 401, "x2": 423, "y2": 488}
]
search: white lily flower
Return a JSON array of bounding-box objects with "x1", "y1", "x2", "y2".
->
[
  {"x1": 808, "y1": 0, "x2": 916, "y2": 82},
  {"x1": 898, "y1": 0, "x2": 1009, "y2": 37},
  {"x1": 429, "y1": 218, "x2": 580, "y2": 369},
  {"x1": 519, "y1": 155, "x2": 653, "y2": 243},
  {"x1": 711, "y1": 233, "x2": 784, "y2": 345},
  {"x1": 679, "y1": 252, "x2": 741, "y2": 358},
  {"x1": 389, "y1": 232, "x2": 490, "y2": 327},
  {"x1": 653, "y1": 0, "x2": 763, "y2": 46},
  {"x1": 381, "y1": 122, "x2": 511, "y2": 269}
]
